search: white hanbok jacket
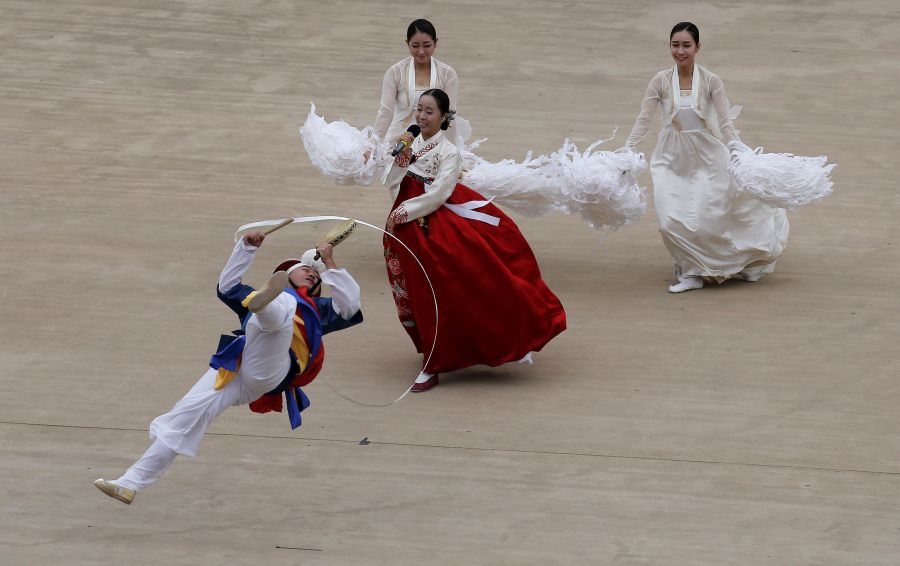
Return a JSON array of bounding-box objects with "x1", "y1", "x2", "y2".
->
[
  {"x1": 384, "y1": 130, "x2": 463, "y2": 222},
  {"x1": 373, "y1": 57, "x2": 459, "y2": 144},
  {"x1": 626, "y1": 64, "x2": 741, "y2": 148}
]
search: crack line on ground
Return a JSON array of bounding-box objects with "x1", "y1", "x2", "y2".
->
[{"x1": 2, "y1": 420, "x2": 898, "y2": 477}]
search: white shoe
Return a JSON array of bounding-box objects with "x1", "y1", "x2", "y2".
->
[
  {"x1": 516, "y1": 352, "x2": 534, "y2": 365},
  {"x1": 94, "y1": 478, "x2": 135, "y2": 505},
  {"x1": 668, "y1": 276, "x2": 703, "y2": 293}
]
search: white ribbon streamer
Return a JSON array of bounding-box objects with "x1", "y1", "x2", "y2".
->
[{"x1": 234, "y1": 215, "x2": 439, "y2": 407}]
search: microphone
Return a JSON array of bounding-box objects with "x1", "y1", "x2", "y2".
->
[{"x1": 391, "y1": 125, "x2": 421, "y2": 156}]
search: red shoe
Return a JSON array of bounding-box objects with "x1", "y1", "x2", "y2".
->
[{"x1": 411, "y1": 374, "x2": 439, "y2": 392}]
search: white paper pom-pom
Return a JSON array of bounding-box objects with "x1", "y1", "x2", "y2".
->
[
  {"x1": 299, "y1": 103, "x2": 389, "y2": 186},
  {"x1": 729, "y1": 146, "x2": 836, "y2": 210},
  {"x1": 543, "y1": 139, "x2": 648, "y2": 230}
]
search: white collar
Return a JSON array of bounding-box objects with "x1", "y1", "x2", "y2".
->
[
  {"x1": 407, "y1": 57, "x2": 438, "y2": 109},
  {"x1": 672, "y1": 64, "x2": 700, "y2": 108},
  {"x1": 413, "y1": 129, "x2": 444, "y2": 150}
]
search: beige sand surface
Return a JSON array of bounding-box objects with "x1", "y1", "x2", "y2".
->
[{"x1": 2, "y1": 1, "x2": 898, "y2": 564}]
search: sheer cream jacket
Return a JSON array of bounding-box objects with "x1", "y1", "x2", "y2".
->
[
  {"x1": 626, "y1": 64, "x2": 742, "y2": 148},
  {"x1": 373, "y1": 57, "x2": 459, "y2": 144}
]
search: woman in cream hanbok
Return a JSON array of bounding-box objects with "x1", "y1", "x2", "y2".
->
[
  {"x1": 384, "y1": 89, "x2": 566, "y2": 392},
  {"x1": 625, "y1": 22, "x2": 789, "y2": 293},
  {"x1": 373, "y1": 19, "x2": 459, "y2": 146}
]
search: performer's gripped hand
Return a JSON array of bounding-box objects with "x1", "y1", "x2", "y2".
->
[
  {"x1": 385, "y1": 207, "x2": 404, "y2": 234},
  {"x1": 243, "y1": 231, "x2": 266, "y2": 248},
  {"x1": 392, "y1": 132, "x2": 415, "y2": 167},
  {"x1": 316, "y1": 243, "x2": 337, "y2": 270}
]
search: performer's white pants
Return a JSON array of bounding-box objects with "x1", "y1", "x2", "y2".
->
[
  {"x1": 115, "y1": 292, "x2": 296, "y2": 492},
  {"x1": 116, "y1": 438, "x2": 178, "y2": 491}
]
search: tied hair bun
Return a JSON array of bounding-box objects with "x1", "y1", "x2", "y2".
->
[
  {"x1": 440, "y1": 108, "x2": 456, "y2": 130},
  {"x1": 441, "y1": 110, "x2": 456, "y2": 130}
]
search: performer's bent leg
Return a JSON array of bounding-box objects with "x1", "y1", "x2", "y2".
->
[
  {"x1": 251, "y1": 291, "x2": 295, "y2": 332},
  {"x1": 238, "y1": 293, "x2": 295, "y2": 390},
  {"x1": 115, "y1": 438, "x2": 177, "y2": 491}
]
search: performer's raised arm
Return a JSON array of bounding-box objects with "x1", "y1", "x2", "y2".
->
[
  {"x1": 217, "y1": 231, "x2": 269, "y2": 322},
  {"x1": 311, "y1": 243, "x2": 361, "y2": 321},
  {"x1": 218, "y1": 231, "x2": 265, "y2": 294}
]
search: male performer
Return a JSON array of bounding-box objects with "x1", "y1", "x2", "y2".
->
[{"x1": 94, "y1": 231, "x2": 362, "y2": 504}]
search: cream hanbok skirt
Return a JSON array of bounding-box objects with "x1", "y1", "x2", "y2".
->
[{"x1": 650, "y1": 127, "x2": 789, "y2": 282}]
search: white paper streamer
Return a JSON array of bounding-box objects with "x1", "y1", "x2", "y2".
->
[
  {"x1": 300, "y1": 105, "x2": 649, "y2": 231},
  {"x1": 460, "y1": 136, "x2": 648, "y2": 230},
  {"x1": 729, "y1": 146, "x2": 836, "y2": 210}
]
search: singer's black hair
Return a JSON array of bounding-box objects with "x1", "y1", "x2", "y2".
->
[
  {"x1": 407, "y1": 19, "x2": 437, "y2": 42},
  {"x1": 420, "y1": 88, "x2": 452, "y2": 130},
  {"x1": 670, "y1": 22, "x2": 699, "y2": 44}
]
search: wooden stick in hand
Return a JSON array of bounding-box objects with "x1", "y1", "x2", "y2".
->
[{"x1": 262, "y1": 218, "x2": 293, "y2": 235}]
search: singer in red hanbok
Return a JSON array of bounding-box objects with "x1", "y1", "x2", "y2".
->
[{"x1": 384, "y1": 89, "x2": 566, "y2": 392}]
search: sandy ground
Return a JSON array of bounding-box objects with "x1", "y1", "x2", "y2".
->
[{"x1": 2, "y1": 1, "x2": 899, "y2": 564}]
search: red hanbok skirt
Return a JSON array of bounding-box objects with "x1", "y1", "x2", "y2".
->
[{"x1": 384, "y1": 174, "x2": 566, "y2": 374}]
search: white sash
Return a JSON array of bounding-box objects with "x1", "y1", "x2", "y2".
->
[{"x1": 444, "y1": 199, "x2": 500, "y2": 226}]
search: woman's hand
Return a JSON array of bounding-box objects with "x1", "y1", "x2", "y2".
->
[
  {"x1": 728, "y1": 141, "x2": 751, "y2": 157},
  {"x1": 386, "y1": 206, "x2": 408, "y2": 233},
  {"x1": 393, "y1": 138, "x2": 414, "y2": 167}
]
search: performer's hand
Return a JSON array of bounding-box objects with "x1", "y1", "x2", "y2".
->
[
  {"x1": 391, "y1": 132, "x2": 414, "y2": 163},
  {"x1": 244, "y1": 231, "x2": 266, "y2": 248},
  {"x1": 363, "y1": 149, "x2": 372, "y2": 163},
  {"x1": 316, "y1": 243, "x2": 337, "y2": 269},
  {"x1": 728, "y1": 141, "x2": 751, "y2": 159},
  {"x1": 386, "y1": 206, "x2": 407, "y2": 233}
]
